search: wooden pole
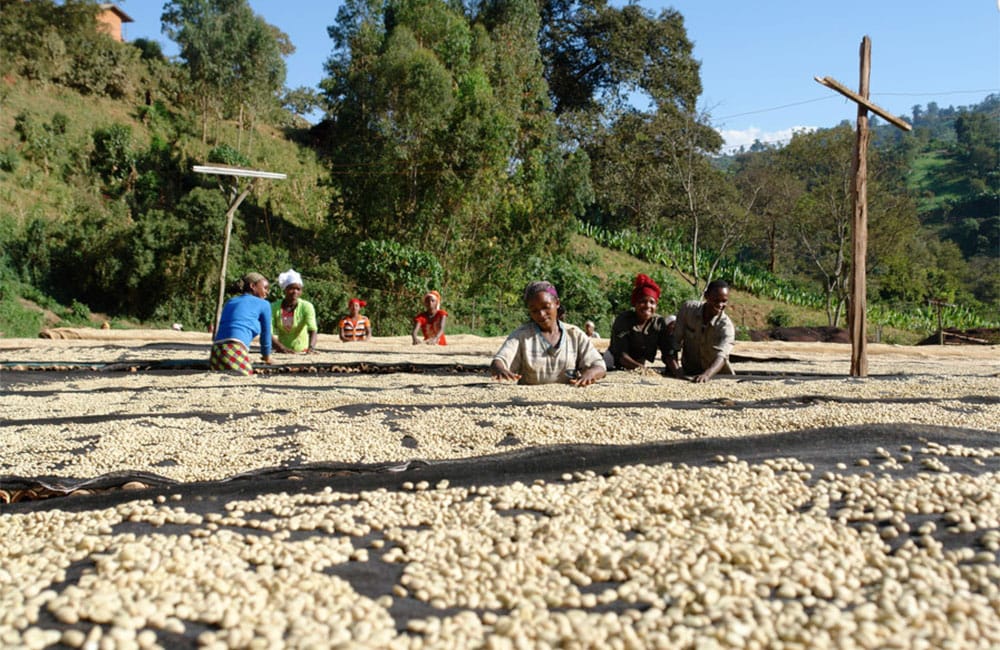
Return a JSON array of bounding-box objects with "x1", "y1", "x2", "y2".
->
[
  {"x1": 816, "y1": 39, "x2": 911, "y2": 378},
  {"x1": 213, "y1": 185, "x2": 252, "y2": 333},
  {"x1": 848, "y1": 36, "x2": 871, "y2": 377}
]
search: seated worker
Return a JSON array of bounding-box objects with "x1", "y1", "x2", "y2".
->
[
  {"x1": 271, "y1": 269, "x2": 318, "y2": 354},
  {"x1": 608, "y1": 273, "x2": 674, "y2": 370},
  {"x1": 584, "y1": 320, "x2": 600, "y2": 339},
  {"x1": 490, "y1": 281, "x2": 606, "y2": 386},
  {"x1": 339, "y1": 298, "x2": 372, "y2": 342},
  {"x1": 666, "y1": 279, "x2": 736, "y2": 383},
  {"x1": 210, "y1": 272, "x2": 273, "y2": 375},
  {"x1": 412, "y1": 290, "x2": 447, "y2": 345}
]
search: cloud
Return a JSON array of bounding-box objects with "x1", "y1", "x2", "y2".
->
[{"x1": 717, "y1": 125, "x2": 818, "y2": 154}]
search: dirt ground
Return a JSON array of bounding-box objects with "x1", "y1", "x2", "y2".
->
[{"x1": 1, "y1": 331, "x2": 998, "y2": 648}]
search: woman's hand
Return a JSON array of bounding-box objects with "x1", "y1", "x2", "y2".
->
[
  {"x1": 570, "y1": 365, "x2": 605, "y2": 387},
  {"x1": 490, "y1": 359, "x2": 521, "y2": 382}
]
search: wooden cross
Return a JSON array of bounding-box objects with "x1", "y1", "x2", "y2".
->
[{"x1": 815, "y1": 36, "x2": 911, "y2": 377}]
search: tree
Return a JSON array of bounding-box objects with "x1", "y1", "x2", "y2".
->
[
  {"x1": 161, "y1": 0, "x2": 289, "y2": 146},
  {"x1": 320, "y1": 0, "x2": 590, "y2": 313},
  {"x1": 731, "y1": 145, "x2": 802, "y2": 274},
  {"x1": 539, "y1": 0, "x2": 701, "y2": 115}
]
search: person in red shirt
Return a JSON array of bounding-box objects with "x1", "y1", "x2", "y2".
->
[{"x1": 412, "y1": 290, "x2": 447, "y2": 345}]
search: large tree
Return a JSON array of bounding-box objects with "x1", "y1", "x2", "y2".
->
[
  {"x1": 161, "y1": 0, "x2": 290, "y2": 146},
  {"x1": 745, "y1": 126, "x2": 926, "y2": 325},
  {"x1": 540, "y1": 0, "x2": 730, "y2": 290},
  {"x1": 320, "y1": 0, "x2": 590, "y2": 307}
]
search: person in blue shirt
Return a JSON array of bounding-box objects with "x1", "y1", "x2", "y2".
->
[{"x1": 209, "y1": 272, "x2": 274, "y2": 375}]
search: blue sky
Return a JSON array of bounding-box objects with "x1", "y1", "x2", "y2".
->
[{"x1": 119, "y1": 0, "x2": 999, "y2": 151}]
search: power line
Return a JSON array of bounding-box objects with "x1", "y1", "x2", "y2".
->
[{"x1": 713, "y1": 89, "x2": 998, "y2": 122}]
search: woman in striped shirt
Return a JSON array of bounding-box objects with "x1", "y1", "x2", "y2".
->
[{"x1": 338, "y1": 298, "x2": 372, "y2": 342}]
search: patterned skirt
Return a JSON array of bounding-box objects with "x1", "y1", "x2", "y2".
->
[{"x1": 209, "y1": 339, "x2": 253, "y2": 375}]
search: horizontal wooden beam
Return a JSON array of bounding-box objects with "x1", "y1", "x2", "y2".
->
[
  {"x1": 814, "y1": 76, "x2": 913, "y2": 131},
  {"x1": 193, "y1": 164, "x2": 287, "y2": 180}
]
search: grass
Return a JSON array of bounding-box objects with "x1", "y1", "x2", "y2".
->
[
  {"x1": 0, "y1": 293, "x2": 45, "y2": 338},
  {"x1": 908, "y1": 150, "x2": 968, "y2": 216}
]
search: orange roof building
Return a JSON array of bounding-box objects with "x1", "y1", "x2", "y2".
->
[{"x1": 96, "y1": 4, "x2": 134, "y2": 42}]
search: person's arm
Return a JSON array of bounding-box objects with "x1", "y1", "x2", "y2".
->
[
  {"x1": 665, "y1": 308, "x2": 686, "y2": 378},
  {"x1": 572, "y1": 363, "x2": 605, "y2": 387},
  {"x1": 269, "y1": 305, "x2": 288, "y2": 353},
  {"x1": 570, "y1": 328, "x2": 606, "y2": 387},
  {"x1": 666, "y1": 355, "x2": 684, "y2": 379},
  {"x1": 259, "y1": 302, "x2": 273, "y2": 364},
  {"x1": 363, "y1": 317, "x2": 372, "y2": 340},
  {"x1": 490, "y1": 358, "x2": 521, "y2": 382},
  {"x1": 305, "y1": 303, "x2": 318, "y2": 353},
  {"x1": 411, "y1": 320, "x2": 423, "y2": 345},
  {"x1": 693, "y1": 356, "x2": 726, "y2": 383},
  {"x1": 617, "y1": 352, "x2": 644, "y2": 370},
  {"x1": 692, "y1": 318, "x2": 735, "y2": 382},
  {"x1": 491, "y1": 331, "x2": 522, "y2": 381}
]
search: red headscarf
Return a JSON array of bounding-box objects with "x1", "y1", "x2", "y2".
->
[
  {"x1": 348, "y1": 298, "x2": 367, "y2": 308},
  {"x1": 631, "y1": 274, "x2": 661, "y2": 305}
]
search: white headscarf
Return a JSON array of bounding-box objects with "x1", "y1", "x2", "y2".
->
[{"x1": 277, "y1": 269, "x2": 303, "y2": 290}]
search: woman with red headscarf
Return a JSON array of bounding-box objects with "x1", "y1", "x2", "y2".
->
[
  {"x1": 412, "y1": 290, "x2": 448, "y2": 345},
  {"x1": 338, "y1": 298, "x2": 372, "y2": 342},
  {"x1": 607, "y1": 273, "x2": 675, "y2": 370}
]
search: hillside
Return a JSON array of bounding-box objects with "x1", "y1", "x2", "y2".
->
[{"x1": 0, "y1": 72, "x2": 978, "y2": 345}]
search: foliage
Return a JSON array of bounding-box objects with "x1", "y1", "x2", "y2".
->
[
  {"x1": 321, "y1": 0, "x2": 588, "y2": 317},
  {"x1": 0, "y1": 290, "x2": 45, "y2": 338},
  {"x1": 582, "y1": 220, "x2": 997, "y2": 332},
  {"x1": 14, "y1": 111, "x2": 69, "y2": 175},
  {"x1": 350, "y1": 239, "x2": 443, "y2": 331},
  {"x1": 766, "y1": 307, "x2": 792, "y2": 329},
  {"x1": 91, "y1": 123, "x2": 137, "y2": 193},
  {"x1": 162, "y1": 0, "x2": 290, "y2": 147},
  {"x1": 0, "y1": 0, "x2": 142, "y2": 98},
  {"x1": 207, "y1": 144, "x2": 252, "y2": 168}
]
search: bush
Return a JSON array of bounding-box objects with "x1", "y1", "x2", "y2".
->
[
  {"x1": 526, "y1": 255, "x2": 609, "y2": 329},
  {"x1": 353, "y1": 240, "x2": 444, "y2": 334},
  {"x1": 766, "y1": 306, "x2": 793, "y2": 329},
  {"x1": 0, "y1": 291, "x2": 44, "y2": 338},
  {"x1": 0, "y1": 148, "x2": 20, "y2": 173}
]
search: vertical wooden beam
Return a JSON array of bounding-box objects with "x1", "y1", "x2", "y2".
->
[
  {"x1": 213, "y1": 186, "x2": 252, "y2": 333},
  {"x1": 848, "y1": 36, "x2": 871, "y2": 377}
]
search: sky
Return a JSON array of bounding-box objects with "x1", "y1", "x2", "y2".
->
[{"x1": 118, "y1": 0, "x2": 1000, "y2": 152}]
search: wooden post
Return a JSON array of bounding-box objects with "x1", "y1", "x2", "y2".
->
[
  {"x1": 848, "y1": 37, "x2": 871, "y2": 377},
  {"x1": 193, "y1": 164, "x2": 286, "y2": 334},
  {"x1": 213, "y1": 185, "x2": 252, "y2": 332},
  {"x1": 815, "y1": 38, "x2": 911, "y2": 378}
]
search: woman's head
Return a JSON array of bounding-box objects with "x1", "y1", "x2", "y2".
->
[
  {"x1": 347, "y1": 297, "x2": 366, "y2": 316},
  {"x1": 278, "y1": 269, "x2": 303, "y2": 302},
  {"x1": 631, "y1": 274, "x2": 660, "y2": 323},
  {"x1": 423, "y1": 290, "x2": 441, "y2": 313},
  {"x1": 523, "y1": 281, "x2": 563, "y2": 329},
  {"x1": 240, "y1": 272, "x2": 269, "y2": 298}
]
